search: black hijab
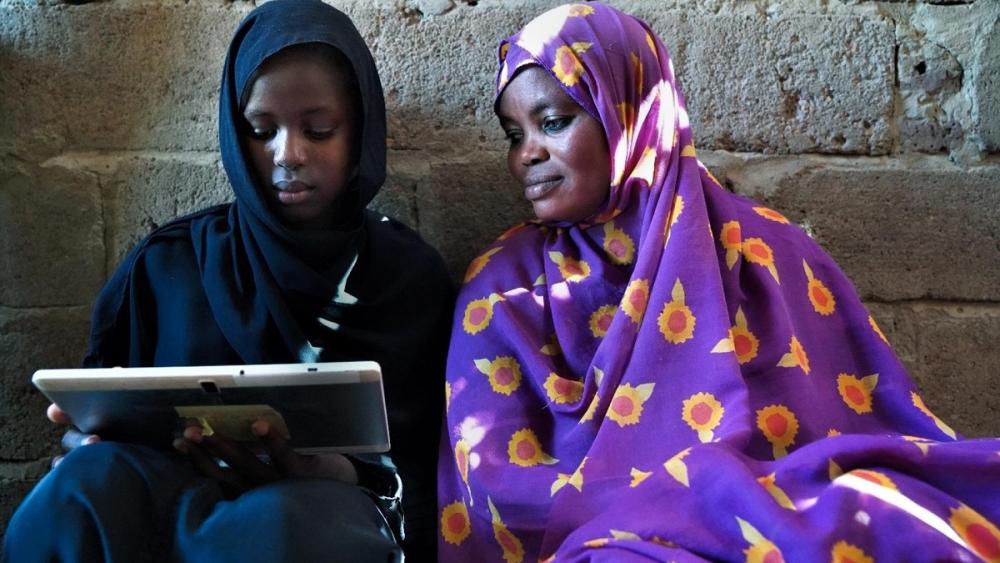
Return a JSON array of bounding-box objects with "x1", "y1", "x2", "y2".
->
[{"x1": 83, "y1": 3, "x2": 454, "y2": 551}]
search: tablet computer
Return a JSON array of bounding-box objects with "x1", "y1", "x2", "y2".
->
[{"x1": 32, "y1": 362, "x2": 389, "y2": 454}]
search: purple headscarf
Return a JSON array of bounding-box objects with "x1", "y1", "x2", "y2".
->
[{"x1": 439, "y1": 3, "x2": 1000, "y2": 561}]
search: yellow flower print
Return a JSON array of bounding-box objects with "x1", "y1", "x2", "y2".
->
[
  {"x1": 757, "y1": 404, "x2": 799, "y2": 459},
  {"x1": 658, "y1": 279, "x2": 696, "y2": 344},
  {"x1": 902, "y1": 435, "x2": 935, "y2": 456},
  {"x1": 803, "y1": 260, "x2": 836, "y2": 316},
  {"x1": 828, "y1": 458, "x2": 843, "y2": 481},
  {"x1": 632, "y1": 146, "x2": 657, "y2": 186},
  {"x1": 912, "y1": 391, "x2": 957, "y2": 439},
  {"x1": 591, "y1": 207, "x2": 623, "y2": 224},
  {"x1": 551, "y1": 42, "x2": 592, "y2": 88},
  {"x1": 743, "y1": 237, "x2": 780, "y2": 283},
  {"x1": 474, "y1": 356, "x2": 522, "y2": 396},
  {"x1": 711, "y1": 307, "x2": 759, "y2": 364},
  {"x1": 869, "y1": 314, "x2": 889, "y2": 344},
  {"x1": 827, "y1": 428, "x2": 841, "y2": 437},
  {"x1": 507, "y1": 428, "x2": 558, "y2": 467},
  {"x1": 548, "y1": 251, "x2": 591, "y2": 282},
  {"x1": 757, "y1": 473, "x2": 796, "y2": 511},
  {"x1": 629, "y1": 467, "x2": 652, "y2": 488},
  {"x1": 551, "y1": 457, "x2": 587, "y2": 496},
  {"x1": 488, "y1": 497, "x2": 525, "y2": 563},
  {"x1": 462, "y1": 293, "x2": 504, "y2": 335},
  {"x1": 831, "y1": 541, "x2": 873, "y2": 563},
  {"x1": 621, "y1": 279, "x2": 650, "y2": 324},
  {"x1": 681, "y1": 144, "x2": 697, "y2": 158},
  {"x1": 837, "y1": 373, "x2": 879, "y2": 414},
  {"x1": 753, "y1": 206, "x2": 790, "y2": 224},
  {"x1": 664, "y1": 447, "x2": 691, "y2": 487},
  {"x1": 682, "y1": 392, "x2": 724, "y2": 443},
  {"x1": 663, "y1": 194, "x2": 685, "y2": 247},
  {"x1": 497, "y1": 222, "x2": 527, "y2": 241},
  {"x1": 567, "y1": 4, "x2": 595, "y2": 17},
  {"x1": 441, "y1": 500, "x2": 471, "y2": 546},
  {"x1": 464, "y1": 247, "x2": 502, "y2": 283},
  {"x1": 602, "y1": 222, "x2": 635, "y2": 265},
  {"x1": 588, "y1": 304, "x2": 617, "y2": 338},
  {"x1": 719, "y1": 220, "x2": 741, "y2": 269},
  {"x1": 607, "y1": 382, "x2": 655, "y2": 427},
  {"x1": 498, "y1": 42, "x2": 511, "y2": 62},
  {"x1": 848, "y1": 468, "x2": 897, "y2": 490},
  {"x1": 455, "y1": 438, "x2": 474, "y2": 502},
  {"x1": 736, "y1": 517, "x2": 785, "y2": 563},
  {"x1": 777, "y1": 336, "x2": 811, "y2": 374},
  {"x1": 950, "y1": 504, "x2": 1000, "y2": 562},
  {"x1": 544, "y1": 372, "x2": 584, "y2": 405},
  {"x1": 579, "y1": 367, "x2": 605, "y2": 423},
  {"x1": 540, "y1": 334, "x2": 561, "y2": 356}
]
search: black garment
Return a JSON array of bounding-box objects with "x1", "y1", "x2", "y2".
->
[{"x1": 65, "y1": 0, "x2": 453, "y2": 558}]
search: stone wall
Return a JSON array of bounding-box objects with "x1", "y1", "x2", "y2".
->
[{"x1": 1, "y1": 0, "x2": 997, "y2": 537}]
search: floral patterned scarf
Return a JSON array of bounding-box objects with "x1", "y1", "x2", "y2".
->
[{"x1": 439, "y1": 3, "x2": 1000, "y2": 561}]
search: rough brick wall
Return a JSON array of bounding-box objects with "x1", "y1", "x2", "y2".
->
[{"x1": 1, "y1": 0, "x2": 997, "y2": 537}]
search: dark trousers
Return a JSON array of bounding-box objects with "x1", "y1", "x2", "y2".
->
[{"x1": 3, "y1": 442, "x2": 401, "y2": 562}]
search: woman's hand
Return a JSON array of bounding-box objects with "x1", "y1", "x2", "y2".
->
[
  {"x1": 47, "y1": 403, "x2": 101, "y2": 467},
  {"x1": 174, "y1": 419, "x2": 358, "y2": 498}
]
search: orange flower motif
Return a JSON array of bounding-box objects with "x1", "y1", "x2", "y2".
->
[
  {"x1": 837, "y1": 373, "x2": 879, "y2": 414},
  {"x1": 603, "y1": 222, "x2": 635, "y2": 265},
  {"x1": 629, "y1": 467, "x2": 652, "y2": 488},
  {"x1": 911, "y1": 391, "x2": 957, "y2": 439},
  {"x1": 848, "y1": 469, "x2": 897, "y2": 490},
  {"x1": 498, "y1": 42, "x2": 511, "y2": 62},
  {"x1": 488, "y1": 497, "x2": 526, "y2": 563},
  {"x1": 753, "y1": 206, "x2": 790, "y2": 224},
  {"x1": 544, "y1": 372, "x2": 584, "y2": 405},
  {"x1": 664, "y1": 194, "x2": 685, "y2": 247},
  {"x1": 803, "y1": 260, "x2": 836, "y2": 316},
  {"x1": 540, "y1": 334, "x2": 561, "y2": 356},
  {"x1": 831, "y1": 541, "x2": 873, "y2": 563},
  {"x1": 548, "y1": 251, "x2": 591, "y2": 282},
  {"x1": 551, "y1": 456, "x2": 587, "y2": 496},
  {"x1": 588, "y1": 304, "x2": 617, "y2": 338},
  {"x1": 950, "y1": 504, "x2": 1000, "y2": 562},
  {"x1": 621, "y1": 279, "x2": 650, "y2": 324},
  {"x1": 757, "y1": 473, "x2": 795, "y2": 510},
  {"x1": 757, "y1": 404, "x2": 799, "y2": 459},
  {"x1": 869, "y1": 314, "x2": 889, "y2": 344},
  {"x1": 719, "y1": 220, "x2": 742, "y2": 269},
  {"x1": 579, "y1": 366, "x2": 605, "y2": 423},
  {"x1": 607, "y1": 382, "x2": 655, "y2": 427},
  {"x1": 567, "y1": 4, "x2": 595, "y2": 17},
  {"x1": 474, "y1": 356, "x2": 522, "y2": 396},
  {"x1": 551, "y1": 42, "x2": 592, "y2": 87},
  {"x1": 658, "y1": 279, "x2": 696, "y2": 344},
  {"x1": 441, "y1": 500, "x2": 471, "y2": 545},
  {"x1": 777, "y1": 336, "x2": 811, "y2": 374},
  {"x1": 737, "y1": 517, "x2": 786, "y2": 563},
  {"x1": 455, "y1": 438, "x2": 474, "y2": 501},
  {"x1": 632, "y1": 146, "x2": 657, "y2": 187},
  {"x1": 462, "y1": 293, "x2": 504, "y2": 335},
  {"x1": 743, "y1": 237, "x2": 780, "y2": 283},
  {"x1": 711, "y1": 307, "x2": 759, "y2": 364},
  {"x1": 497, "y1": 222, "x2": 527, "y2": 241},
  {"x1": 682, "y1": 392, "x2": 724, "y2": 443},
  {"x1": 507, "y1": 428, "x2": 558, "y2": 467},
  {"x1": 664, "y1": 447, "x2": 691, "y2": 487},
  {"x1": 464, "y1": 247, "x2": 502, "y2": 283}
]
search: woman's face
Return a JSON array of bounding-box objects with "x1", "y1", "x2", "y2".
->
[
  {"x1": 496, "y1": 66, "x2": 611, "y2": 223},
  {"x1": 242, "y1": 51, "x2": 357, "y2": 230}
]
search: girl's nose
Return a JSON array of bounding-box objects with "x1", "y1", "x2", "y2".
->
[{"x1": 273, "y1": 130, "x2": 306, "y2": 170}]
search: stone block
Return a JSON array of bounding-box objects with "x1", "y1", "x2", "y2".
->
[
  {"x1": 973, "y1": 18, "x2": 999, "y2": 152},
  {"x1": 0, "y1": 306, "x2": 90, "y2": 460},
  {"x1": 414, "y1": 150, "x2": 531, "y2": 280},
  {"x1": 728, "y1": 156, "x2": 1000, "y2": 301},
  {"x1": 0, "y1": 3, "x2": 248, "y2": 158},
  {"x1": 0, "y1": 158, "x2": 104, "y2": 307},
  {"x1": 869, "y1": 303, "x2": 1000, "y2": 438}
]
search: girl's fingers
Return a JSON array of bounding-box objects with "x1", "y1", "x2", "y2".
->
[
  {"x1": 200, "y1": 433, "x2": 280, "y2": 485},
  {"x1": 253, "y1": 419, "x2": 302, "y2": 476},
  {"x1": 47, "y1": 403, "x2": 70, "y2": 425}
]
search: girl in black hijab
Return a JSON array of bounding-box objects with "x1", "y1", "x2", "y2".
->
[{"x1": 3, "y1": 1, "x2": 452, "y2": 561}]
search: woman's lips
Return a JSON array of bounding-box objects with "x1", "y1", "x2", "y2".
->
[
  {"x1": 524, "y1": 176, "x2": 562, "y2": 201},
  {"x1": 273, "y1": 180, "x2": 311, "y2": 204}
]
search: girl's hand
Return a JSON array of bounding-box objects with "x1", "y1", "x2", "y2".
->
[
  {"x1": 47, "y1": 403, "x2": 101, "y2": 467},
  {"x1": 174, "y1": 419, "x2": 358, "y2": 498}
]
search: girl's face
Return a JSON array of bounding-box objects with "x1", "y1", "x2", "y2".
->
[
  {"x1": 242, "y1": 51, "x2": 357, "y2": 230},
  {"x1": 496, "y1": 66, "x2": 611, "y2": 223}
]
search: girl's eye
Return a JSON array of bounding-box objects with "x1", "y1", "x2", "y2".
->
[
  {"x1": 248, "y1": 128, "x2": 275, "y2": 141},
  {"x1": 306, "y1": 129, "x2": 335, "y2": 141},
  {"x1": 542, "y1": 116, "x2": 571, "y2": 133}
]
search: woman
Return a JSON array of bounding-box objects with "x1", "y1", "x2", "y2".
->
[
  {"x1": 5, "y1": 1, "x2": 452, "y2": 561},
  {"x1": 438, "y1": 3, "x2": 1000, "y2": 561}
]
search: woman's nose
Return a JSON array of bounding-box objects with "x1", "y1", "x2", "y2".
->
[
  {"x1": 273, "y1": 131, "x2": 306, "y2": 170},
  {"x1": 520, "y1": 136, "x2": 548, "y2": 167}
]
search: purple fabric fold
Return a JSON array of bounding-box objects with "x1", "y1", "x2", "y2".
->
[{"x1": 438, "y1": 3, "x2": 1000, "y2": 561}]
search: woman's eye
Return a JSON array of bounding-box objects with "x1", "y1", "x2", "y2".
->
[
  {"x1": 504, "y1": 130, "x2": 523, "y2": 145},
  {"x1": 542, "y1": 116, "x2": 571, "y2": 133}
]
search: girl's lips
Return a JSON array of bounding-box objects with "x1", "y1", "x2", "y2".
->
[
  {"x1": 273, "y1": 180, "x2": 311, "y2": 204},
  {"x1": 524, "y1": 177, "x2": 562, "y2": 201}
]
